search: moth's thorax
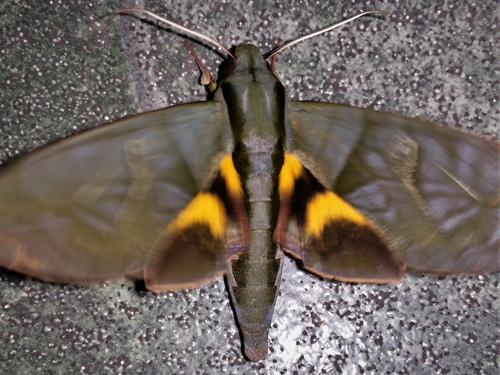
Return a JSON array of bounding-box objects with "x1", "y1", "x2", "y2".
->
[{"x1": 220, "y1": 44, "x2": 286, "y2": 153}]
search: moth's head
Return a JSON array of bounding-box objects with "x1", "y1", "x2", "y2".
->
[
  {"x1": 222, "y1": 44, "x2": 271, "y2": 77},
  {"x1": 234, "y1": 44, "x2": 267, "y2": 68}
]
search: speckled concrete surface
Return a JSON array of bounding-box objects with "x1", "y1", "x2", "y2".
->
[{"x1": 0, "y1": 0, "x2": 498, "y2": 374}]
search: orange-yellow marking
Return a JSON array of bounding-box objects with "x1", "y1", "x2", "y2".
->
[
  {"x1": 171, "y1": 192, "x2": 226, "y2": 237},
  {"x1": 306, "y1": 191, "x2": 367, "y2": 236},
  {"x1": 279, "y1": 153, "x2": 303, "y2": 198},
  {"x1": 219, "y1": 155, "x2": 243, "y2": 196}
]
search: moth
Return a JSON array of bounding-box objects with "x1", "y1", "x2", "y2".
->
[{"x1": 0, "y1": 9, "x2": 498, "y2": 361}]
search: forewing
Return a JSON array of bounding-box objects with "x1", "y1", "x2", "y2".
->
[
  {"x1": 286, "y1": 101, "x2": 500, "y2": 274},
  {"x1": 0, "y1": 101, "x2": 231, "y2": 284}
]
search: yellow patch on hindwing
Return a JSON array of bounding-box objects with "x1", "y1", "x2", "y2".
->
[
  {"x1": 171, "y1": 192, "x2": 226, "y2": 237},
  {"x1": 219, "y1": 154, "x2": 243, "y2": 196},
  {"x1": 167, "y1": 154, "x2": 243, "y2": 238},
  {"x1": 306, "y1": 191, "x2": 367, "y2": 237},
  {"x1": 279, "y1": 153, "x2": 303, "y2": 197}
]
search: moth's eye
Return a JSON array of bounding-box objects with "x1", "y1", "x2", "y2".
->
[
  {"x1": 265, "y1": 61, "x2": 277, "y2": 77},
  {"x1": 223, "y1": 58, "x2": 236, "y2": 76}
]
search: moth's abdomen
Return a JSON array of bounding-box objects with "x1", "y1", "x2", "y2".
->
[
  {"x1": 227, "y1": 148, "x2": 283, "y2": 361},
  {"x1": 227, "y1": 230, "x2": 283, "y2": 361}
]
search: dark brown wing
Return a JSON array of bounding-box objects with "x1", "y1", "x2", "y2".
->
[
  {"x1": 279, "y1": 101, "x2": 499, "y2": 276},
  {"x1": 0, "y1": 102, "x2": 235, "y2": 285}
]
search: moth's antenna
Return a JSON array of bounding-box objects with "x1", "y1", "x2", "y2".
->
[
  {"x1": 270, "y1": 39, "x2": 283, "y2": 77},
  {"x1": 113, "y1": 8, "x2": 236, "y2": 60},
  {"x1": 264, "y1": 10, "x2": 391, "y2": 60}
]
